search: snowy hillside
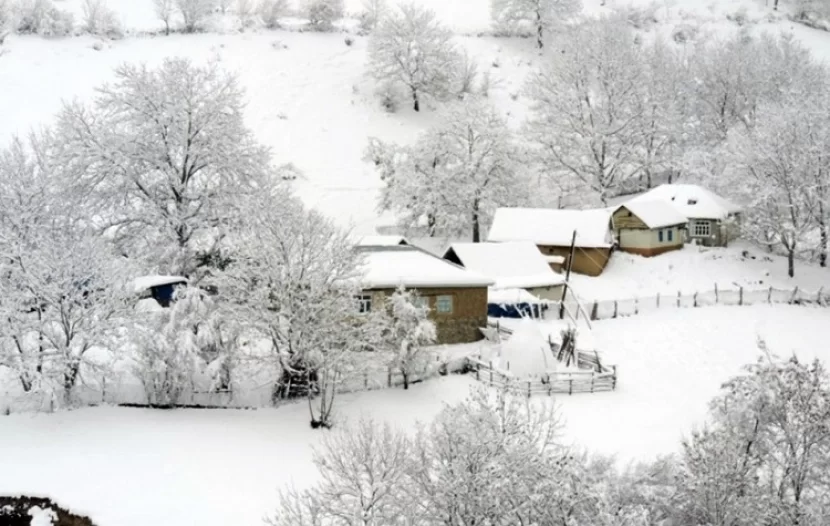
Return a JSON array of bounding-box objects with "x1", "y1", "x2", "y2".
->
[{"x1": 3, "y1": 0, "x2": 830, "y2": 233}]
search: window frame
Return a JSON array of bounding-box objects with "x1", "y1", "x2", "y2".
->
[
  {"x1": 693, "y1": 220, "x2": 711, "y2": 237},
  {"x1": 658, "y1": 229, "x2": 664, "y2": 243},
  {"x1": 667, "y1": 228, "x2": 673, "y2": 242},
  {"x1": 435, "y1": 295, "x2": 453, "y2": 314},
  {"x1": 356, "y1": 294, "x2": 373, "y2": 314}
]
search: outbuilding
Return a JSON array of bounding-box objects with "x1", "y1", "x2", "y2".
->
[{"x1": 487, "y1": 208, "x2": 614, "y2": 277}]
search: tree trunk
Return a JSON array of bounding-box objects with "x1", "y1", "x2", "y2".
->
[
  {"x1": 411, "y1": 88, "x2": 420, "y2": 112},
  {"x1": 471, "y1": 197, "x2": 481, "y2": 243},
  {"x1": 402, "y1": 371, "x2": 409, "y2": 390},
  {"x1": 774, "y1": 0, "x2": 779, "y2": 11},
  {"x1": 819, "y1": 206, "x2": 827, "y2": 268},
  {"x1": 788, "y1": 249, "x2": 795, "y2": 278},
  {"x1": 535, "y1": 9, "x2": 544, "y2": 49}
]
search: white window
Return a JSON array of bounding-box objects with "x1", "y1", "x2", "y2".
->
[
  {"x1": 436, "y1": 295, "x2": 453, "y2": 314},
  {"x1": 693, "y1": 220, "x2": 711, "y2": 237},
  {"x1": 356, "y1": 294, "x2": 373, "y2": 314}
]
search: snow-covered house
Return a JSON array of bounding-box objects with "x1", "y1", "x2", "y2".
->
[
  {"x1": 625, "y1": 184, "x2": 741, "y2": 247},
  {"x1": 611, "y1": 201, "x2": 687, "y2": 257},
  {"x1": 134, "y1": 275, "x2": 188, "y2": 308},
  {"x1": 487, "y1": 208, "x2": 615, "y2": 277},
  {"x1": 356, "y1": 245, "x2": 494, "y2": 344},
  {"x1": 442, "y1": 241, "x2": 566, "y2": 301}
]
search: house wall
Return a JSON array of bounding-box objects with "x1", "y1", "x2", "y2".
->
[
  {"x1": 527, "y1": 284, "x2": 565, "y2": 301},
  {"x1": 688, "y1": 218, "x2": 726, "y2": 247},
  {"x1": 367, "y1": 287, "x2": 488, "y2": 344},
  {"x1": 618, "y1": 226, "x2": 684, "y2": 257},
  {"x1": 611, "y1": 207, "x2": 649, "y2": 230},
  {"x1": 536, "y1": 245, "x2": 611, "y2": 277}
]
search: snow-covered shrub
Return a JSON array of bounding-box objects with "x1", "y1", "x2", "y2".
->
[
  {"x1": 490, "y1": 0, "x2": 582, "y2": 48},
  {"x1": 672, "y1": 22, "x2": 697, "y2": 43},
  {"x1": 344, "y1": 35, "x2": 353, "y2": 46},
  {"x1": 235, "y1": 0, "x2": 255, "y2": 27},
  {"x1": 726, "y1": 6, "x2": 751, "y2": 26},
  {"x1": 81, "y1": 0, "x2": 122, "y2": 38},
  {"x1": 303, "y1": 0, "x2": 343, "y2": 31},
  {"x1": 358, "y1": 0, "x2": 385, "y2": 34},
  {"x1": 457, "y1": 50, "x2": 479, "y2": 96},
  {"x1": 257, "y1": 0, "x2": 287, "y2": 28},
  {"x1": 479, "y1": 69, "x2": 491, "y2": 97},
  {"x1": 175, "y1": 0, "x2": 214, "y2": 33},
  {"x1": 376, "y1": 81, "x2": 399, "y2": 112},
  {"x1": 0, "y1": 0, "x2": 13, "y2": 44},
  {"x1": 16, "y1": 0, "x2": 75, "y2": 37},
  {"x1": 218, "y1": 0, "x2": 232, "y2": 13}
]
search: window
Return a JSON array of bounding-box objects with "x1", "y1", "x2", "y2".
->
[
  {"x1": 658, "y1": 229, "x2": 664, "y2": 242},
  {"x1": 667, "y1": 229, "x2": 673, "y2": 242},
  {"x1": 687, "y1": 198, "x2": 698, "y2": 205},
  {"x1": 413, "y1": 295, "x2": 429, "y2": 310},
  {"x1": 356, "y1": 294, "x2": 373, "y2": 314},
  {"x1": 436, "y1": 295, "x2": 453, "y2": 314},
  {"x1": 693, "y1": 220, "x2": 711, "y2": 237}
]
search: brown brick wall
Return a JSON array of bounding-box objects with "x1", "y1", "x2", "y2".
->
[{"x1": 367, "y1": 287, "x2": 488, "y2": 344}]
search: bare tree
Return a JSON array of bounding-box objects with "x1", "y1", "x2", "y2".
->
[
  {"x1": 491, "y1": 0, "x2": 582, "y2": 48},
  {"x1": 153, "y1": 0, "x2": 176, "y2": 34},
  {"x1": 235, "y1": 0, "x2": 255, "y2": 27},
  {"x1": 358, "y1": 0, "x2": 386, "y2": 33},
  {"x1": 368, "y1": 3, "x2": 460, "y2": 112},
  {"x1": 256, "y1": 0, "x2": 287, "y2": 28},
  {"x1": 303, "y1": 0, "x2": 343, "y2": 31},
  {"x1": 175, "y1": 0, "x2": 215, "y2": 33},
  {"x1": 81, "y1": 0, "x2": 122, "y2": 37},
  {"x1": 54, "y1": 58, "x2": 274, "y2": 280}
]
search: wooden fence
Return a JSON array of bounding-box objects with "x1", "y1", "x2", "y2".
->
[
  {"x1": 545, "y1": 285, "x2": 828, "y2": 322},
  {"x1": 467, "y1": 356, "x2": 616, "y2": 396}
]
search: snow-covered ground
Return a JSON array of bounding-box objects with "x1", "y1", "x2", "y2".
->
[
  {"x1": 570, "y1": 241, "x2": 830, "y2": 302},
  {"x1": 1, "y1": 304, "x2": 828, "y2": 526}
]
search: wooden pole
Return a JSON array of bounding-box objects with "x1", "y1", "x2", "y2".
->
[
  {"x1": 613, "y1": 301, "x2": 618, "y2": 318},
  {"x1": 768, "y1": 286, "x2": 773, "y2": 304},
  {"x1": 677, "y1": 290, "x2": 681, "y2": 307},
  {"x1": 818, "y1": 287, "x2": 824, "y2": 306},
  {"x1": 569, "y1": 378, "x2": 573, "y2": 396},
  {"x1": 791, "y1": 286, "x2": 799, "y2": 305},
  {"x1": 739, "y1": 286, "x2": 743, "y2": 306},
  {"x1": 656, "y1": 293, "x2": 660, "y2": 309},
  {"x1": 559, "y1": 230, "x2": 578, "y2": 320},
  {"x1": 714, "y1": 282, "x2": 719, "y2": 303},
  {"x1": 527, "y1": 381, "x2": 532, "y2": 399}
]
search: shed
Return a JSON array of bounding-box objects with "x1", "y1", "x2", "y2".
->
[
  {"x1": 442, "y1": 241, "x2": 566, "y2": 301},
  {"x1": 626, "y1": 184, "x2": 741, "y2": 247},
  {"x1": 612, "y1": 201, "x2": 687, "y2": 257},
  {"x1": 487, "y1": 208, "x2": 614, "y2": 277},
  {"x1": 357, "y1": 245, "x2": 494, "y2": 344}
]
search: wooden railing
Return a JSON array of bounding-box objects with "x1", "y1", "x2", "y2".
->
[{"x1": 466, "y1": 357, "x2": 616, "y2": 396}]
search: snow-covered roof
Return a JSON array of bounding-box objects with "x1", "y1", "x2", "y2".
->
[
  {"x1": 487, "y1": 208, "x2": 614, "y2": 248},
  {"x1": 488, "y1": 287, "x2": 542, "y2": 305},
  {"x1": 357, "y1": 246, "x2": 494, "y2": 289},
  {"x1": 443, "y1": 242, "x2": 565, "y2": 290},
  {"x1": 353, "y1": 235, "x2": 409, "y2": 246},
  {"x1": 614, "y1": 200, "x2": 688, "y2": 229},
  {"x1": 133, "y1": 275, "x2": 188, "y2": 293},
  {"x1": 626, "y1": 184, "x2": 741, "y2": 221},
  {"x1": 545, "y1": 255, "x2": 566, "y2": 264},
  {"x1": 407, "y1": 236, "x2": 467, "y2": 257}
]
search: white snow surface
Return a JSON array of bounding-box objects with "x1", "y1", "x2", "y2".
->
[
  {"x1": 488, "y1": 208, "x2": 614, "y2": 248},
  {"x1": 28, "y1": 507, "x2": 57, "y2": 526},
  {"x1": 494, "y1": 319, "x2": 555, "y2": 376},
  {"x1": 133, "y1": 275, "x2": 187, "y2": 293},
  {"x1": 358, "y1": 246, "x2": 494, "y2": 289},
  {"x1": 487, "y1": 287, "x2": 541, "y2": 304},
  {"x1": 614, "y1": 200, "x2": 688, "y2": 229},
  {"x1": 445, "y1": 242, "x2": 565, "y2": 289},
  {"x1": 354, "y1": 235, "x2": 409, "y2": 246},
  {"x1": 570, "y1": 241, "x2": 830, "y2": 302},
  {"x1": 625, "y1": 184, "x2": 742, "y2": 221}
]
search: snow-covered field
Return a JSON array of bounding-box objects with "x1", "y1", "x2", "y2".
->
[
  {"x1": 1, "y1": 304, "x2": 828, "y2": 526},
  {"x1": 570, "y1": 241, "x2": 830, "y2": 301}
]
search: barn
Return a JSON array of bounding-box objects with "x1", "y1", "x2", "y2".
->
[
  {"x1": 612, "y1": 200, "x2": 687, "y2": 256},
  {"x1": 357, "y1": 245, "x2": 494, "y2": 344},
  {"x1": 487, "y1": 208, "x2": 614, "y2": 277}
]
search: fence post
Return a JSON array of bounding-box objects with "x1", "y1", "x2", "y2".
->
[
  {"x1": 476, "y1": 362, "x2": 480, "y2": 381},
  {"x1": 612, "y1": 365, "x2": 617, "y2": 390},
  {"x1": 591, "y1": 301, "x2": 598, "y2": 321},
  {"x1": 489, "y1": 361, "x2": 493, "y2": 385},
  {"x1": 739, "y1": 286, "x2": 743, "y2": 306},
  {"x1": 364, "y1": 371, "x2": 369, "y2": 390},
  {"x1": 635, "y1": 297, "x2": 639, "y2": 315},
  {"x1": 818, "y1": 287, "x2": 824, "y2": 306},
  {"x1": 591, "y1": 374, "x2": 595, "y2": 393},
  {"x1": 656, "y1": 293, "x2": 660, "y2": 309},
  {"x1": 569, "y1": 378, "x2": 573, "y2": 396},
  {"x1": 790, "y1": 286, "x2": 799, "y2": 305},
  {"x1": 527, "y1": 381, "x2": 532, "y2": 399},
  {"x1": 613, "y1": 301, "x2": 618, "y2": 319},
  {"x1": 768, "y1": 286, "x2": 773, "y2": 304},
  {"x1": 694, "y1": 292, "x2": 698, "y2": 307},
  {"x1": 677, "y1": 290, "x2": 681, "y2": 308},
  {"x1": 547, "y1": 374, "x2": 552, "y2": 396}
]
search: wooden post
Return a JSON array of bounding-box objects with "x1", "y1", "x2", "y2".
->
[
  {"x1": 559, "y1": 230, "x2": 578, "y2": 320},
  {"x1": 818, "y1": 287, "x2": 824, "y2": 306},
  {"x1": 527, "y1": 381, "x2": 532, "y2": 399},
  {"x1": 569, "y1": 378, "x2": 573, "y2": 396},
  {"x1": 714, "y1": 282, "x2": 719, "y2": 303},
  {"x1": 739, "y1": 286, "x2": 743, "y2": 306},
  {"x1": 489, "y1": 361, "x2": 493, "y2": 384},
  {"x1": 790, "y1": 286, "x2": 799, "y2": 305},
  {"x1": 387, "y1": 368, "x2": 392, "y2": 388},
  {"x1": 677, "y1": 290, "x2": 681, "y2": 307},
  {"x1": 476, "y1": 363, "x2": 480, "y2": 381},
  {"x1": 364, "y1": 371, "x2": 369, "y2": 390},
  {"x1": 768, "y1": 286, "x2": 773, "y2": 304},
  {"x1": 591, "y1": 374, "x2": 595, "y2": 393},
  {"x1": 591, "y1": 301, "x2": 598, "y2": 321},
  {"x1": 634, "y1": 297, "x2": 639, "y2": 315},
  {"x1": 612, "y1": 365, "x2": 617, "y2": 390},
  {"x1": 613, "y1": 301, "x2": 618, "y2": 318},
  {"x1": 656, "y1": 293, "x2": 660, "y2": 309},
  {"x1": 694, "y1": 292, "x2": 698, "y2": 307},
  {"x1": 547, "y1": 375, "x2": 552, "y2": 396}
]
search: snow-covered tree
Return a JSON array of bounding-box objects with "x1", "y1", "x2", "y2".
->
[
  {"x1": 0, "y1": 0, "x2": 13, "y2": 44},
  {"x1": 491, "y1": 0, "x2": 582, "y2": 48},
  {"x1": 368, "y1": 3, "x2": 460, "y2": 112},
  {"x1": 358, "y1": 0, "x2": 386, "y2": 33},
  {"x1": 235, "y1": 0, "x2": 255, "y2": 27},
  {"x1": 81, "y1": 0, "x2": 122, "y2": 37},
  {"x1": 55, "y1": 58, "x2": 273, "y2": 280},
  {"x1": 153, "y1": 0, "x2": 176, "y2": 34},
  {"x1": 15, "y1": 0, "x2": 74, "y2": 36},
  {"x1": 269, "y1": 418, "x2": 411, "y2": 526},
  {"x1": 303, "y1": 0, "x2": 343, "y2": 31},
  {"x1": 525, "y1": 17, "x2": 643, "y2": 205},
  {"x1": 370, "y1": 99, "x2": 524, "y2": 240},
  {"x1": 0, "y1": 134, "x2": 129, "y2": 404},
  {"x1": 257, "y1": 0, "x2": 287, "y2": 28},
  {"x1": 377, "y1": 286, "x2": 435, "y2": 390},
  {"x1": 222, "y1": 188, "x2": 369, "y2": 428},
  {"x1": 175, "y1": 0, "x2": 214, "y2": 32},
  {"x1": 131, "y1": 286, "x2": 236, "y2": 407}
]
